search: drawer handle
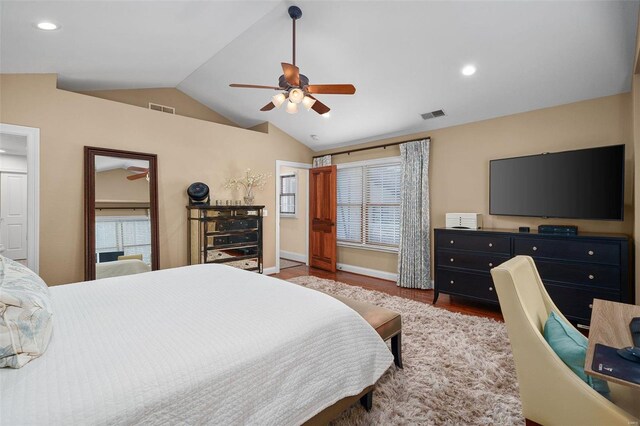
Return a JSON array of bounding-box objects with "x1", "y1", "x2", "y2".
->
[
  {"x1": 450, "y1": 240, "x2": 454, "y2": 245},
  {"x1": 489, "y1": 287, "x2": 494, "y2": 292},
  {"x1": 588, "y1": 274, "x2": 594, "y2": 280},
  {"x1": 450, "y1": 280, "x2": 455, "y2": 284},
  {"x1": 532, "y1": 246, "x2": 537, "y2": 251},
  {"x1": 589, "y1": 303, "x2": 593, "y2": 309},
  {"x1": 488, "y1": 243, "x2": 493, "y2": 248},
  {"x1": 489, "y1": 262, "x2": 493, "y2": 267},
  {"x1": 450, "y1": 258, "x2": 454, "y2": 262},
  {"x1": 588, "y1": 250, "x2": 594, "y2": 256}
]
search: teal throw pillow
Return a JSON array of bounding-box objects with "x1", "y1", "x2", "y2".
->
[{"x1": 543, "y1": 311, "x2": 610, "y2": 396}]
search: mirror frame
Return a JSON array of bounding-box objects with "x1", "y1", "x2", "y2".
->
[{"x1": 84, "y1": 146, "x2": 159, "y2": 280}]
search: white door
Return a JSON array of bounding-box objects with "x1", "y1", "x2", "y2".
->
[{"x1": 0, "y1": 173, "x2": 28, "y2": 260}]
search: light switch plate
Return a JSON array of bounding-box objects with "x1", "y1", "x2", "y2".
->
[{"x1": 263, "y1": 209, "x2": 268, "y2": 217}]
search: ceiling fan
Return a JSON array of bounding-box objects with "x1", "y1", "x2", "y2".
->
[
  {"x1": 126, "y1": 166, "x2": 149, "y2": 181},
  {"x1": 229, "y1": 5, "x2": 356, "y2": 116}
]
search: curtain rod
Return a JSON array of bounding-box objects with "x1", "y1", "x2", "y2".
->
[{"x1": 312, "y1": 136, "x2": 431, "y2": 159}]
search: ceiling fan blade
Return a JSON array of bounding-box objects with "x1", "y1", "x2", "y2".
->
[
  {"x1": 127, "y1": 166, "x2": 148, "y2": 172},
  {"x1": 260, "y1": 102, "x2": 276, "y2": 111},
  {"x1": 127, "y1": 173, "x2": 148, "y2": 181},
  {"x1": 281, "y1": 62, "x2": 300, "y2": 86},
  {"x1": 309, "y1": 96, "x2": 331, "y2": 115},
  {"x1": 306, "y1": 84, "x2": 356, "y2": 95},
  {"x1": 229, "y1": 84, "x2": 281, "y2": 90}
]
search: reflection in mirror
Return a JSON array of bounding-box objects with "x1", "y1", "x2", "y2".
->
[
  {"x1": 0, "y1": 133, "x2": 28, "y2": 265},
  {"x1": 85, "y1": 147, "x2": 159, "y2": 280}
]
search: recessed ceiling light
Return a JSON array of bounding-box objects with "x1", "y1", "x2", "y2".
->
[
  {"x1": 322, "y1": 113, "x2": 330, "y2": 118},
  {"x1": 37, "y1": 22, "x2": 59, "y2": 31},
  {"x1": 0, "y1": 149, "x2": 5, "y2": 153},
  {"x1": 461, "y1": 65, "x2": 476, "y2": 76}
]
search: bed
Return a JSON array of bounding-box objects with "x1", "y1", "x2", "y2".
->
[
  {"x1": 0, "y1": 264, "x2": 393, "y2": 425},
  {"x1": 95, "y1": 258, "x2": 152, "y2": 279}
]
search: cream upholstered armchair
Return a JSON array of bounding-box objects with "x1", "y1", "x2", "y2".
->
[{"x1": 490, "y1": 256, "x2": 640, "y2": 426}]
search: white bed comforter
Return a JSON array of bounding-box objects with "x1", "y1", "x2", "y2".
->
[{"x1": 0, "y1": 264, "x2": 393, "y2": 425}]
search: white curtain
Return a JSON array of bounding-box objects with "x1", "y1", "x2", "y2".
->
[
  {"x1": 312, "y1": 155, "x2": 332, "y2": 168},
  {"x1": 397, "y1": 138, "x2": 431, "y2": 289}
]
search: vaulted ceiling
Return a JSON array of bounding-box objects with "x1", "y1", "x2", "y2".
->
[{"x1": 2, "y1": 1, "x2": 638, "y2": 150}]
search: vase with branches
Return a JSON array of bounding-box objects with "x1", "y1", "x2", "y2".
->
[{"x1": 224, "y1": 168, "x2": 271, "y2": 205}]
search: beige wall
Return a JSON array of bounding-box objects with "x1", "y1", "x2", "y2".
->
[
  {"x1": 95, "y1": 168, "x2": 150, "y2": 203},
  {"x1": 320, "y1": 93, "x2": 634, "y2": 281},
  {"x1": 633, "y1": 14, "x2": 640, "y2": 304},
  {"x1": 633, "y1": 75, "x2": 639, "y2": 304},
  {"x1": 0, "y1": 74, "x2": 313, "y2": 285},
  {"x1": 279, "y1": 165, "x2": 308, "y2": 258},
  {"x1": 79, "y1": 87, "x2": 239, "y2": 127}
]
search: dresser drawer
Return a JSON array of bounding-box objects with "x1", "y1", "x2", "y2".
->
[
  {"x1": 436, "y1": 269, "x2": 498, "y2": 303},
  {"x1": 436, "y1": 232, "x2": 510, "y2": 254},
  {"x1": 206, "y1": 218, "x2": 259, "y2": 233},
  {"x1": 545, "y1": 284, "x2": 620, "y2": 324},
  {"x1": 514, "y1": 238, "x2": 620, "y2": 265},
  {"x1": 437, "y1": 251, "x2": 510, "y2": 273},
  {"x1": 536, "y1": 261, "x2": 620, "y2": 289},
  {"x1": 210, "y1": 231, "x2": 258, "y2": 247}
]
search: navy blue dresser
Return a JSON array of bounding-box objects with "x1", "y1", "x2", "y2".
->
[{"x1": 434, "y1": 228, "x2": 633, "y2": 328}]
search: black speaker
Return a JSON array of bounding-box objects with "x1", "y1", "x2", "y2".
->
[
  {"x1": 538, "y1": 224, "x2": 578, "y2": 235},
  {"x1": 187, "y1": 182, "x2": 210, "y2": 206}
]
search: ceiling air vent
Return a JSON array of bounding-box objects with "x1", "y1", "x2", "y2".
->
[
  {"x1": 421, "y1": 109, "x2": 446, "y2": 120},
  {"x1": 149, "y1": 102, "x2": 175, "y2": 114}
]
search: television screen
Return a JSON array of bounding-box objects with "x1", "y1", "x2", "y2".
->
[{"x1": 489, "y1": 145, "x2": 625, "y2": 220}]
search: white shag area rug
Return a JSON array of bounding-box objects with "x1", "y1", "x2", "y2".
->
[{"x1": 288, "y1": 276, "x2": 524, "y2": 426}]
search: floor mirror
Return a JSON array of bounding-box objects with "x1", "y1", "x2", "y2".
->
[{"x1": 84, "y1": 147, "x2": 159, "y2": 280}]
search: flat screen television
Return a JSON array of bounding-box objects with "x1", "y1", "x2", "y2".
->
[{"x1": 489, "y1": 145, "x2": 625, "y2": 221}]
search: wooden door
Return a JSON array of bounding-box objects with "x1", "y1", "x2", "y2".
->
[
  {"x1": 309, "y1": 165, "x2": 337, "y2": 272},
  {"x1": 0, "y1": 172, "x2": 28, "y2": 260}
]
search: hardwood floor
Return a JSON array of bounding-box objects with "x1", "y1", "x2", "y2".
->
[{"x1": 272, "y1": 265, "x2": 503, "y2": 321}]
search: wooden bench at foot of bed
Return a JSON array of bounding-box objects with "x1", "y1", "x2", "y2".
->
[{"x1": 304, "y1": 292, "x2": 403, "y2": 425}]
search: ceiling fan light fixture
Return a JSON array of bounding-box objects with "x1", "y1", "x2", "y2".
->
[
  {"x1": 289, "y1": 88, "x2": 305, "y2": 104},
  {"x1": 286, "y1": 101, "x2": 298, "y2": 114},
  {"x1": 302, "y1": 96, "x2": 316, "y2": 111},
  {"x1": 272, "y1": 93, "x2": 286, "y2": 108}
]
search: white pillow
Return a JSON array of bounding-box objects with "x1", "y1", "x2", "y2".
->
[{"x1": 0, "y1": 256, "x2": 53, "y2": 368}]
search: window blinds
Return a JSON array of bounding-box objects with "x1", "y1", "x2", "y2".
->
[
  {"x1": 95, "y1": 216, "x2": 152, "y2": 264},
  {"x1": 280, "y1": 174, "x2": 297, "y2": 214},
  {"x1": 337, "y1": 161, "x2": 401, "y2": 249},
  {"x1": 337, "y1": 166, "x2": 363, "y2": 242},
  {"x1": 365, "y1": 164, "x2": 401, "y2": 246}
]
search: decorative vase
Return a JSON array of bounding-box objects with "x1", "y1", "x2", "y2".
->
[{"x1": 244, "y1": 188, "x2": 254, "y2": 205}]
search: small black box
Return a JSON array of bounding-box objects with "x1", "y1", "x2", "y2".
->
[
  {"x1": 538, "y1": 224, "x2": 578, "y2": 235},
  {"x1": 519, "y1": 226, "x2": 530, "y2": 233}
]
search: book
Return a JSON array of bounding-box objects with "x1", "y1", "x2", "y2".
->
[{"x1": 592, "y1": 343, "x2": 640, "y2": 385}]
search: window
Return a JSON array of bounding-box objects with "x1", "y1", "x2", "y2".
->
[
  {"x1": 280, "y1": 174, "x2": 297, "y2": 215},
  {"x1": 95, "y1": 216, "x2": 152, "y2": 264},
  {"x1": 337, "y1": 158, "x2": 401, "y2": 251}
]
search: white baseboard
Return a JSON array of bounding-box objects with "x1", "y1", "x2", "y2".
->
[
  {"x1": 263, "y1": 266, "x2": 278, "y2": 275},
  {"x1": 280, "y1": 250, "x2": 308, "y2": 263},
  {"x1": 336, "y1": 263, "x2": 398, "y2": 282}
]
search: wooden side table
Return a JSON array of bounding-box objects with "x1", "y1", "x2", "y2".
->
[{"x1": 585, "y1": 298, "x2": 640, "y2": 390}]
